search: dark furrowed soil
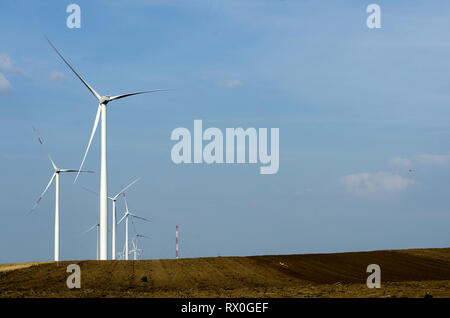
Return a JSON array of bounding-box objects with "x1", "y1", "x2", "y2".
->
[{"x1": 1, "y1": 248, "x2": 449, "y2": 297}]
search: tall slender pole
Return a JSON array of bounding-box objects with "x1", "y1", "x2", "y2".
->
[
  {"x1": 112, "y1": 199, "x2": 116, "y2": 260},
  {"x1": 96, "y1": 225, "x2": 99, "y2": 260},
  {"x1": 125, "y1": 216, "x2": 129, "y2": 260},
  {"x1": 100, "y1": 103, "x2": 108, "y2": 260},
  {"x1": 54, "y1": 173, "x2": 60, "y2": 262},
  {"x1": 176, "y1": 225, "x2": 179, "y2": 259}
]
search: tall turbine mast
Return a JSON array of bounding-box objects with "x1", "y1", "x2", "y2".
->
[
  {"x1": 84, "y1": 223, "x2": 100, "y2": 260},
  {"x1": 118, "y1": 192, "x2": 150, "y2": 260},
  {"x1": 46, "y1": 38, "x2": 169, "y2": 260},
  {"x1": 130, "y1": 221, "x2": 150, "y2": 260},
  {"x1": 80, "y1": 177, "x2": 141, "y2": 260},
  {"x1": 30, "y1": 126, "x2": 94, "y2": 261}
]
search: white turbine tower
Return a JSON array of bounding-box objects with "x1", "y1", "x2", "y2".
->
[
  {"x1": 84, "y1": 223, "x2": 100, "y2": 260},
  {"x1": 130, "y1": 220, "x2": 150, "y2": 260},
  {"x1": 129, "y1": 238, "x2": 143, "y2": 260},
  {"x1": 118, "y1": 241, "x2": 127, "y2": 260},
  {"x1": 30, "y1": 126, "x2": 94, "y2": 261},
  {"x1": 118, "y1": 193, "x2": 150, "y2": 260},
  {"x1": 129, "y1": 235, "x2": 148, "y2": 260},
  {"x1": 80, "y1": 177, "x2": 141, "y2": 260},
  {"x1": 110, "y1": 178, "x2": 141, "y2": 260},
  {"x1": 46, "y1": 38, "x2": 169, "y2": 260}
]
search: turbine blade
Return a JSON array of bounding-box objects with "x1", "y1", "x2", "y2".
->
[
  {"x1": 74, "y1": 104, "x2": 101, "y2": 183},
  {"x1": 30, "y1": 173, "x2": 56, "y2": 213},
  {"x1": 118, "y1": 213, "x2": 127, "y2": 224},
  {"x1": 137, "y1": 234, "x2": 151, "y2": 239},
  {"x1": 123, "y1": 192, "x2": 129, "y2": 212},
  {"x1": 131, "y1": 218, "x2": 138, "y2": 235},
  {"x1": 46, "y1": 37, "x2": 101, "y2": 101},
  {"x1": 80, "y1": 185, "x2": 99, "y2": 196},
  {"x1": 61, "y1": 169, "x2": 95, "y2": 173},
  {"x1": 109, "y1": 89, "x2": 171, "y2": 102},
  {"x1": 80, "y1": 185, "x2": 114, "y2": 201},
  {"x1": 113, "y1": 177, "x2": 141, "y2": 200},
  {"x1": 83, "y1": 223, "x2": 98, "y2": 234},
  {"x1": 32, "y1": 125, "x2": 57, "y2": 170},
  {"x1": 130, "y1": 213, "x2": 151, "y2": 222}
]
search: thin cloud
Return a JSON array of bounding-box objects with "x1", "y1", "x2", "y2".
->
[
  {"x1": 342, "y1": 172, "x2": 413, "y2": 198},
  {"x1": 390, "y1": 153, "x2": 450, "y2": 168},
  {"x1": 389, "y1": 157, "x2": 412, "y2": 169},
  {"x1": 0, "y1": 53, "x2": 29, "y2": 77},
  {"x1": 0, "y1": 53, "x2": 30, "y2": 92},
  {"x1": 49, "y1": 70, "x2": 65, "y2": 82},
  {"x1": 221, "y1": 80, "x2": 242, "y2": 88},
  {"x1": 415, "y1": 154, "x2": 450, "y2": 166},
  {"x1": 0, "y1": 73, "x2": 12, "y2": 92},
  {"x1": 294, "y1": 188, "x2": 312, "y2": 196},
  {"x1": 0, "y1": 54, "x2": 13, "y2": 71}
]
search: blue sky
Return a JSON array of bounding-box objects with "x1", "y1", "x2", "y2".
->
[{"x1": 1, "y1": 0, "x2": 450, "y2": 262}]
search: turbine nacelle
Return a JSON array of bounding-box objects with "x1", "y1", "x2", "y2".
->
[{"x1": 99, "y1": 95, "x2": 111, "y2": 105}]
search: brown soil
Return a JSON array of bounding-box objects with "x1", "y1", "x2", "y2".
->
[{"x1": 1, "y1": 248, "x2": 449, "y2": 298}]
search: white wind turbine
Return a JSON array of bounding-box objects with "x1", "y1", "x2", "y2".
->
[
  {"x1": 30, "y1": 126, "x2": 94, "y2": 261},
  {"x1": 130, "y1": 218, "x2": 150, "y2": 260},
  {"x1": 129, "y1": 238, "x2": 144, "y2": 260},
  {"x1": 46, "y1": 38, "x2": 170, "y2": 260},
  {"x1": 84, "y1": 222, "x2": 100, "y2": 260},
  {"x1": 118, "y1": 193, "x2": 150, "y2": 260},
  {"x1": 118, "y1": 241, "x2": 127, "y2": 260},
  {"x1": 80, "y1": 177, "x2": 141, "y2": 260}
]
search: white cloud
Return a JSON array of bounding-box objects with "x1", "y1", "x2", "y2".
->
[
  {"x1": 50, "y1": 70, "x2": 65, "y2": 81},
  {"x1": 0, "y1": 53, "x2": 30, "y2": 90},
  {"x1": 0, "y1": 72, "x2": 12, "y2": 92},
  {"x1": 221, "y1": 80, "x2": 242, "y2": 88},
  {"x1": 0, "y1": 53, "x2": 29, "y2": 77},
  {"x1": 0, "y1": 54, "x2": 14, "y2": 92},
  {"x1": 0, "y1": 54, "x2": 13, "y2": 71},
  {"x1": 342, "y1": 172, "x2": 413, "y2": 198}
]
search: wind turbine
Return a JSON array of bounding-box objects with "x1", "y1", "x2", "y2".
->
[
  {"x1": 118, "y1": 241, "x2": 127, "y2": 260},
  {"x1": 130, "y1": 218, "x2": 150, "y2": 260},
  {"x1": 118, "y1": 193, "x2": 150, "y2": 260},
  {"x1": 129, "y1": 237, "x2": 144, "y2": 260},
  {"x1": 30, "y1": 126, "x2": 94, "y2": 261},
  {"x1": 46, "y1": 38, "x2": 170, "y2": 260},
  {"x1": 84, "y1": 223, "x2": 100, "y2": 260},
  {"x1": 80, "y1": 177, "x2": 141, "y2": 260}
]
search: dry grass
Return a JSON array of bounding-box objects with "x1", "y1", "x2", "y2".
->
[{"x1": 0, "y1": 262, "x2": 51, "y2": 273}]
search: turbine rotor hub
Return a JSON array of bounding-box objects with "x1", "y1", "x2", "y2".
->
[{"x1": 99, "y1": 95, "x2": 111, "y2": 104}]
